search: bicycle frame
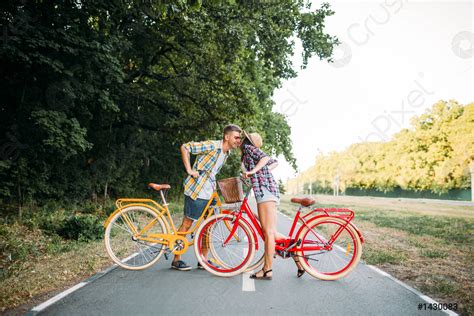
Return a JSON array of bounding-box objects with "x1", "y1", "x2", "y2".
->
[
  {"x1": 223, "y1": 183, "x2": 364, "y2": 254},
  {"x1": 104, "y1": 190, "x2": 223, "y2": 255}
]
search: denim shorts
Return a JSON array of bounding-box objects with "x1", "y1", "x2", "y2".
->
[
  {"x1": 255, "y1": 186, "x2": 280, "y2": 205},
  {"x1": 184, "y1": 195, "x2": 216, "y2": 220}
]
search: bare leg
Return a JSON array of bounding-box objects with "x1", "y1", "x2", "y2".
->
[
  {"x1": 274, "y1": 209, "x2": 286, "y2": 239},
  {"x1": 254, "y1": 201, "x2": 277, "y2": 278},
  {"x1": 201, "y1": 222, "x2": 210, "y2": 258},
  {"x1": 269, "y1": 205, "x2": 302, "y2": 271},
  {"x1": 255, "y1": 208, "x2": 286, "y2": 240}
]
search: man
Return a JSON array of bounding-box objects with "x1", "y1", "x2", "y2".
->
[{"x1": 172, "y1": 124, "x2": 242, "y2": 270}]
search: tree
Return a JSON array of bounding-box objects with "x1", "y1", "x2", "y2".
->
[
  {"x1": 288, "y1": 101, "x2": 474, "y2": 194},
  {"x1": 0, "y1": 0, "x2": 339, "y2": 207}
]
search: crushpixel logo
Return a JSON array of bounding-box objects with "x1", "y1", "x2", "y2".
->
[
  {"x1": 330, "y1": 42, "x2": 352, "y2": 68},
  {"x1": 451, "y1": 31, "x2": 474, "y2": 59}
]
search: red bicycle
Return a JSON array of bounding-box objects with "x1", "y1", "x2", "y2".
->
[{"x1": 194, "y1": 178, "x2": 364, "y2": 280}]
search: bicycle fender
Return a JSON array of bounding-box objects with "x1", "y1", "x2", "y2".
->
[
  {"x1": 295, "y1": 215, "x2": 353, "y2": 241},
  {"x1": 224, "y1": 213, "x2": 242, "y2": 245},
  {"x1": 222, "y1": 215, "x2": 258, "y2": 251},
  {"x1": 301, "y1": 213, "x2": 364, "y2": 245},
  {"x1": 348, "y1": 222, "x2": 364, "y2": 244},
  {"x1": 103, "y1": 203, "x2": 169, "y2": 232},
  {"x1": 236, "y1": 216, "x2": 259, "y2": 251}
]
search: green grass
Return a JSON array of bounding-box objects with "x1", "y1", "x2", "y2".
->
[
  {"x1": 356, "y1": 210, "x2": 473, "y2": 244},
  {"x1": 168, "y1": 201, "x2": 184, "y2": 215},
  {"x1": 419, "y1": 275, "x2": 459, "y2": 296},
  {"x1": 420, "y1": 249, "x2": 449, "y2": 259},
  {"x1": 406, "y1": 237, "x2": 429, "y2": 249},
  {"x1": 362, "y1": 248, "x2": 407, "y2": 264},
  {"x1": 0, "y1": 223, "x2": 87, "y2": 281}
]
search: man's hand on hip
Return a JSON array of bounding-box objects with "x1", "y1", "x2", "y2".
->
[{"x1": 188, "y1": 170, "x2": 199, "y2": 178}]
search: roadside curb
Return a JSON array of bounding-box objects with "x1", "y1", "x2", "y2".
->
[{"x1": 25, "y1": 264, "x2": 119, "y2": 315}]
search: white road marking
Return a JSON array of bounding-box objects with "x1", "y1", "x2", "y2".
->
[
  {"x1": 367, "y1": 265, "x2": 390, "y2": 277},
  {"x1": 123, "y1": 252, "x2": 140, "y2": 262},
  {"x1": 31, "y1": 282, "x2": 87, "y2": 312},
  {"x1": 242, "y1": 247, "x2": 255, "y2": 292},
  {"x1": 242, "y1": 271, "x2": 256, "y2": 292},
  {"x1": 334, "y1": 245, "x2": 346, "y2": 252},
  {"x1": 419, "y1": 295, "x2": 439, "y2": 305}
]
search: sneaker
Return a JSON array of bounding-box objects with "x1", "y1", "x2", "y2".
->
[
  {"x1": 171, "y1": 260, "x2": 191, "y2": 271},
  {"x1": 197, "y1": 259, "x2": 221, "y2": 270}
]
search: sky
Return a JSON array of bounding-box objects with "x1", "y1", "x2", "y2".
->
[{"x1": 271, "y1": 0, "x2": 474, "y2": 182}]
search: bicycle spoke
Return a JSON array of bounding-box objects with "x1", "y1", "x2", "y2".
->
[
  {"x1": 298, "y1": 219, "x2": 359, "y2": 278},
  {"x1": 114, "y1": 217, "x2": 133, "y2": 235},
  {"x1": 196, "y1": 216, "x2": 253, "y2": 274}
]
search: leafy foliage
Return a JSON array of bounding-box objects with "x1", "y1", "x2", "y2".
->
[
  {"x1": 57, "y1": 214, "x2": 104, "y2": 241},
  {"x1": 0, "y1": 1, "x2": 338, "y2": 206}
]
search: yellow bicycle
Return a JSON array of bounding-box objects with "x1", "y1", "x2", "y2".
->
[{"x1": 103, "y1": 182, "x2": 255, "y2": 273}]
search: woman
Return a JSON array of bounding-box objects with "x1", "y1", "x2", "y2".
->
[{"x1": 241, "y1": 132, "x2": 304, "y2": 280}]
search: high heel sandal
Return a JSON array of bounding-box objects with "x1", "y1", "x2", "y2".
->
[
  {"x1": 293, "y1": 258, "x2": 305, "y2": 278},
  {"x1": 250, "y1": 269, "x2": 273, "y2": 280}
]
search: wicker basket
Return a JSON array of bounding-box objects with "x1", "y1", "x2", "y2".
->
[{"x1": 217, "y1": 177, "x2": 244, "y2": 203}]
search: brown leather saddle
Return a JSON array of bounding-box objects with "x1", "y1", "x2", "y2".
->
[
  {"x1": 290, "y1": 197, "x2": 316, "y2": 207},
  {"x1": 148, "y1": 183, "x2": 171, "y2": 191}
]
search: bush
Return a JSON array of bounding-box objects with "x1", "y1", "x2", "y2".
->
[
  {"x1": 0, "y1": 223, "x2": 49, "y2": 279},
  {"x1": 57, "y1": 214, "x2": 104, "y2": 241},
  {"x1": 33, "y1": 210, "x2": 68, "y2": 235}
]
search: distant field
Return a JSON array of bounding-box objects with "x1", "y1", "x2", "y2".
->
[{"x1": 279, "y1": 194, "x2": 474, "y2": 316}]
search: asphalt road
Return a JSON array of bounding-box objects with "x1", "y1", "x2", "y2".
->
[{"x1": 30, "y1": 206, "x2": 451, "y2": 316}]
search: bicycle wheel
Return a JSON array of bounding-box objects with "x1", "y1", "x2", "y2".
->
[
  {"x1": 296, "y1": 216, "x2": 362, "y2": 280},
  {"x1": 207, "y1": 216, "x2": 251, "y2": 271},
  {"x1": 244, "y1": 241, "x2": 264, "y2": 271},
  {"x1": 243, "y1": 215, "x2": 264, "y2": 272},
  {"x1": 105, "y1": 205, "x2": 167, "y2": 270},
  {"x1": 194, "y1": 214, "x2": 255, "y2": 277},
  {"x1": 218, "y1": 214, "x2": 264, "y2": 273},
  {"x1": 219, "y1": 209, "x2": 264, "y2": 272}
]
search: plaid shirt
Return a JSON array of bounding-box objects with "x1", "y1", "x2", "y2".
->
[
  {"x1": 242, "y1": 144, "x2": 279, "y2": 199},
  {"x1": 183, "y1": 140, "x2": 227, "y2": 200}
]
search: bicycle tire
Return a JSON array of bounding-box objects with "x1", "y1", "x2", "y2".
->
[
  {"x1": 194, "y1": 214, "x2": 255, "y2": 277},
  {"x1": 296, "y1": 216, "x2": 362, "y2": 280},
  {"x1": 105, "y1": 205, "x2": 167, "y2": 270}
]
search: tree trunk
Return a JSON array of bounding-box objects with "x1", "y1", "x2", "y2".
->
[
  {"x1": 17, "y1": 175, "x2": 22, "y2": 219},
  {"x1": 103, "y1": 182, "x2": 108, "y2": 210}
]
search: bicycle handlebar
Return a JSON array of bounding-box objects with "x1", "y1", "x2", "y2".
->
[
  {"x1": 238, "y1": 174, "x2": 250, "y2": 185},
  {"x1": 239, "y1": 173, "x2": 253, "y2": 199}
]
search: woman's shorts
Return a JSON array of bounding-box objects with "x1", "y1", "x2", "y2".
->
[
  {"x1": 184, "y1": 194, "x2": 216, "y2": 220},
  {"x1": 255, "y1": 186, "x2": 280, "y2": 205}
]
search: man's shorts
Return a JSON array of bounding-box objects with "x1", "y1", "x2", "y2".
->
[{"x1": 184, "y1": 195, "x2": 216, "y2": 220}]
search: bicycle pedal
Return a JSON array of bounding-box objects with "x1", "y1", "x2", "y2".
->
[{"x1": 284, "y1": 240, "x2": 297, "y2": 252}]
